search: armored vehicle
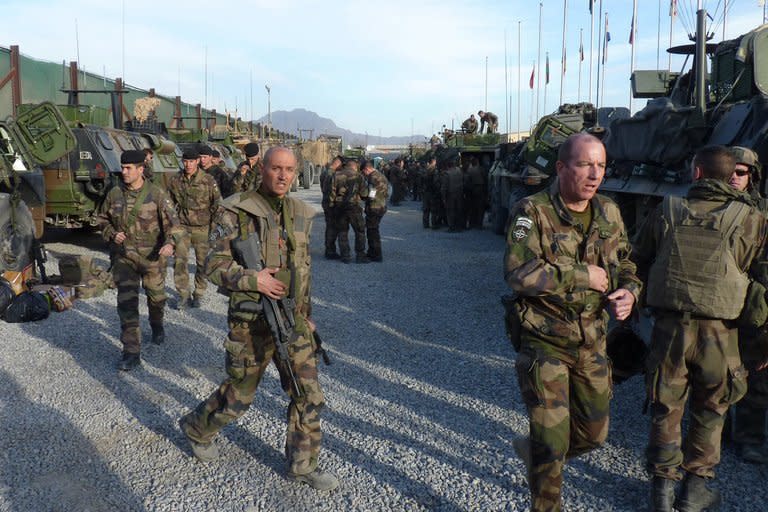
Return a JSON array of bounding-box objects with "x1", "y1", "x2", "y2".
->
[{"x1": 1, "y1": 102, "x2": 76, "y2": 278}]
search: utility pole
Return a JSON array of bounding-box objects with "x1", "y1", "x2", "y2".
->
[{"x1": 265, "y1": 84, "x2": 271, "y2": 139}]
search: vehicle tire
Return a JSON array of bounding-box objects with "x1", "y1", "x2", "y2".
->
[{"x1": 303, "y1": 163, "x2": 314, "y2": 189}]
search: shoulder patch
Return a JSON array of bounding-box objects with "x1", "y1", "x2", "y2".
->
[{"x1": 511, "y1": 216, "x2": 533, "y2": 241}]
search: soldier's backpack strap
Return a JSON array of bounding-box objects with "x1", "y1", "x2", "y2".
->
[
  {"x1": 662, "y1": 195, "x2": 683, "y2": 228},
  {"x1": 124, "y1": 184, "x2": 151, "y2": 229},
  {"x1": 719, "y1": 200, "x2": 752, "y2": 241}
]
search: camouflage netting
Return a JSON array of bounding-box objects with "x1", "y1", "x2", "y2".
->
[{"x1": 134, "y1": 97, "x2": 161, "y2": 122}]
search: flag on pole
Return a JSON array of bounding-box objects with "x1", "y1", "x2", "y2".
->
[
  {"x1": 563, "y1": 52, "x2": 567, "y2": 75},
  {"x1": 546, "y1": 53, "x2": 550, "y2": 84},
  {"x1": 603, "y1": 14, "x2": 610, "y2": 64},
  {"x1": 670, "y1": 0, "x2": 677, "y2": 18},
  {"x1": 629, "y1": 13, "x2": 635, "y2": 45},
  {"x1": 579, "y1": 33, "x2": 584, "y2": 61},
  {"x1": 529, "y1": 64, "x2": 535, "y2": 89},
  {"x1": 589, "y1": 0, "x2": 594, "y2": 14}
]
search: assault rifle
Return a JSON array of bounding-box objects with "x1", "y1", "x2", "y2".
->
[{"x1": 230, "y1": 231, "x2": 307, "y2": 397}]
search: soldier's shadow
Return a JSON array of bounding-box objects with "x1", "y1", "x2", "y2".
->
[
  {"x1": 17, "y1": 297, "x2": 288, "y2": 477},
  {"x1": 0, "y1": 368, "x2": 147, "y2": 511}
]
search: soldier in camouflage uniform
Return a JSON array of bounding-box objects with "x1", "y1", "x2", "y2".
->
[
  {"x1": 167, "y1": 148, "x2": 222, "y2": 309},
  {"x1": 97, "y1": 150, "x2": 181, "y2": 371},
  {"x1": 328, "y1": 159, "x2": 368, "y2": 263},
  {"x1": 461, "y1": 114, "x2": 478, "y2": 135},
  {"x1": 179, "y1": 146, "x2": 338, "y2": 491},
  {"x1": 361, "y1": 159, "x2": 389, "y2": 262},
  {"x1": 199, "y1": 145, "x2": 230, "y2": 196},
  {"x1": 634, "y1": 145, "x2": 768, "y2": 511},
  {"x1": 464, "y1": 156, "x2": 487, "y2": 229},
  {"x1": 421, "y1": 156, "x2": 438, "y2": 229},
  {"x1": 505, "y1": 134, "x2": 641, "y2": 512},
  {"x1": 230, "y1": 142, "x2": 262, "y2": 196},
  {"x1": 727, "y1": 146, "x2": 768, "y2": 464},
  {"x1": 389, "y1": 158, "x2": 406, "y2": 206},
  {"x1": 441, "y1": 155, "x2": 465, "y2": 232},
  {"x1": 320, "y1": 155, "x2": 343, "y2": 259}
]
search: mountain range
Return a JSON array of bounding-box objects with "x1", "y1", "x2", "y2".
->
[{"x1": 255, "y1": 109, "x2": 426, "y2": 146}]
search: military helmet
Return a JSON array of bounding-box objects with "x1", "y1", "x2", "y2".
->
[
  {"x1": 606, "y1": 324, "x2": 648, "y2": 384},
  {"x1": 731, "y1": 146, "x2": 762, "y2": 176}
]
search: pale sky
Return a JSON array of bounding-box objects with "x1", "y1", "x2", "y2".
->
[{"x1": 3, "y1": 0, "x2": 765, "y2": 137}]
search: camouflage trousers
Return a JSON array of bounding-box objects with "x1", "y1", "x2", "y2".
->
[
  {"x1": 732, "y1": 331, "x2": 768, "y2": 446},
  {"x1": 645, "y1": 313, "x2": 747, "y2": 480},
  {"x1": 365, "y1": 209, "x2": 384, "y2": 260},
  {"x1": 181, "y1": 319, "x2": 325, "y2": 476},
  {"x1": 444, "y1": 194, "x2": 464, "y2": 231},
  {"x1": 174, "y1": 224, "x2": 209, "y2": 300},
  {"x1": 333, "y1": 205, "x2": 366, "y2": 259},
  {"x1": 322, "y1": 207, "x2": 338, "y2": 256},
  {"x1": 516, "y1": 332, "x2": 611, "y2": 512},
  {"x1": 113, "y1": 255, "x2": 167, "y2": 354}
]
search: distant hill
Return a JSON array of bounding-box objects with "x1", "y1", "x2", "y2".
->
[{"x1": 256, "y1": 109, "x2": 426, "y2": 146}]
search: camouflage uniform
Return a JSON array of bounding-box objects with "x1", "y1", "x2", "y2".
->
[
  {"x1": 328, "y1": 164, "x2": 367, "y2": 261},
  {"x1": 319, "y1": 165, "x2": 339, "y2": 257},
  {"x1": 180, "y1": 189, "x2": 325, "y2": 476},
  {"x1": 505, "y1": 181, "x2": 641, "y2": 511},
  {"x1": 364, "y1": 169, "x2": 389, "y2": 261},
  {"x1": 634, "y1": 179, "x2": 768, "y2": 482},
  {"x1": 464, "y1": 163, "x2": 487, "y2": 229},
  {"x1": 441, "y1": 165, "x2": 465, "y2": 232},
  {"x1": 389, "y1": 163, "x2": 406, "y2": 206},
  {"x1": 230, "y1": 162, "x2": 262, "y2": 196},
  {"x1": 203, "y1": 163, "x2": 231, "y2": 197},
  {"x1": 97, "y1": 182, "x2": 181, "y2": 354},
  {"x1": 420, "y1": 164, "x2": 438, "y2": 228},
  {"x1": 167, "y1": 169, "x2": 221, "y2": 303}
]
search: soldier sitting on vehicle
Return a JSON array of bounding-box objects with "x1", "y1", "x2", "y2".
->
[{"x1": 461, "y1": 114, "x2": 478, "y2": 135}]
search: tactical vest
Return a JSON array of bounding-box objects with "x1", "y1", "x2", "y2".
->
[{"x1": 646, "y1": 195, "x2": 751, "y2": 319}]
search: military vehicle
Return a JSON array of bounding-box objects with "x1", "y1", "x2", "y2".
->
[
  {"x1": 1, "y1": 102, "x2": 76, "y2": 279},
  {"x1": 601, "y1": 13, "x2": 768, "y2": 232}
]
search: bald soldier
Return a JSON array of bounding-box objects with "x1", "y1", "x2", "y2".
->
[
  {"x1": 504, "y1": 133, "x2": 641, "y2": 511},
  {"x1": 179, "y1": 146, "x2": 337, "y2": 491}
]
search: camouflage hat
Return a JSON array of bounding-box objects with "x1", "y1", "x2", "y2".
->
[
  {"x1": 244, "y1": 142, "x2": 260, "y2": 157},
  {"x1": 182, "y1": 148, "x2": 200, "y2": 160},
  {"x1": 731, "y1": 146, "x2": 762, "y2": 173},
  {"x1": 198, "y1": 145, "x2": 213, "y2": 156},
  {"x1": 120, "y1": 150, "x2": 145, "y2": 165}
]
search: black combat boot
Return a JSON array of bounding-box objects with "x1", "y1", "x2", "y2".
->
[
  {"x1": 151, "y1": 325, "x2": 165, "y2": 345},
  {"x1": 119, "y1": 352, "x2": 141, "y2": 371},
  {"x1": 675, "y1": 473, "x2": 721, "y2": 512},
  {"x1": 650, "y1": 476, "x2": 675, "y2": 512}
]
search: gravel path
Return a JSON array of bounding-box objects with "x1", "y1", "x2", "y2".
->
[{"x1": 1, "y1": 188, "x2": 766, "y2": 511}]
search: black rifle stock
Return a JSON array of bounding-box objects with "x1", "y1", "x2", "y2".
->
[{"x1": 230, "y1": 233, "x2": 303, "y2": 397}]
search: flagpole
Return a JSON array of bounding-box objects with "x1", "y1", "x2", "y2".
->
[
  {"x1": 722, "y1": 0, "x2": 727, "y2": 40},
  {"x1": 560, "y1": 0, "x2": 568, "y2": 106},
  {"x1": 589, "y1": 0, "x2": 595, "y2": 104},
  {"x1": 530, "y1": 60, "x2": 535, "y2": 129},
  {"x1": 669, "y1": 0, "x2": 675, "y2": 72},
  {"x1": 536, "y1": 1, "x2": 543, "y2": 119},
  {"x1": 544, "y1": 52, "x2": 549, "y2": 115},
  {"x1": 601, "y1": 12, "x2": 608, "y2": 108},
  {"x1": 630, "y1": 0, "x2": 637, "y2": 112},
  {"x1": 596, "y1": 0, "x2": 604, "y2": 111},
  {"x1": 518, "y1": 20, "x2": 522, "y2": 141},
  {"x1": 505, "y1": 31, "x2": 509, "y2": 134},
  {"x1": 657, "y1": 0, "x2": 662, "y2": 69},
  {"x1": 578, "y1": 28, "x2": 583, "y2": 102}
]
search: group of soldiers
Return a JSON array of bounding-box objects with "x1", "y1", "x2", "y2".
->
[
  {"x1": 98, "y1": 145, "x2": 339, "y2": 490},
  {"x1": 460, "y1": 110, "x2": 499, "y2": 135},
  {"x1": 320, "y1": 155, "x2": 389, "y2": 263},
  {"x1": 505, "y1": 133, "x2": 768, "y2": 512}
]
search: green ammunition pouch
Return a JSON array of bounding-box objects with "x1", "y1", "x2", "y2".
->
[
  {"x1": 646, "y1": 196, "x2": 751, "y2": 320},
  {"x1": 502, "y1": 292, "x2": 522, "y2": 351},
  {"x1": 59, "y1": 255, "x2": 115, "y2": 299},
  {"x1": 736, "y1": 280, "x2": 768, "y2": 329}
]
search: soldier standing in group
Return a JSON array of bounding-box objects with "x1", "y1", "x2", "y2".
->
[
  {"x1": 97, "y1": 150, "x2": 181, "y2": 371},
  {"x1": 362, "y1": 159, "x2": 389, "y2": 262},
  {"x1": 505, "y1": 133, "x2": 641, "y2": 511},
  {"x1": 199, "y1": 145, "x2": 230, "y2": 195},
  {"x1": 725, "y1": 146, "x2": 768, "y2": 464},
  {"x1": 421, "y1": 156, "x2": 438, "y2": 229},
  {"x1": 461, "y1": 114, "x2": 478, "y2": 134},
  {"x1": 634, "y1": 145, "x2": 768, "y2": 511},
  {"x1": 328, "y1": 158, "x2": 368, "y2": 263},
  {"x1": 230, "y1": 142, "x2": 262, "y2": 196},
  {"x1": 320, "y1": 155, "x2": 343, "y2": 259},
  {"x1": 464, "y1": 156, "x2": 487, "y2": 229},
  {"x1": 389, "y1": 158, "x2": 406, "y2": 206},
  {"x1": 477, "y1": 110, "x2": 499, "y2": 134},
  {"x1": 167, "y1": 148, "x2": 222, "y2": 309},
  {"x1": 142, "y1": 148, "x2": 155, "y2": 181},
  {"x1": 441, "y1": 153, "x2": 465, "y2": 232},
  {"x1": 179, "y1": 146, "x2": 338, "y2": 491}
]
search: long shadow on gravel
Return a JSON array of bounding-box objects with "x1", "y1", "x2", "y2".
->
[{"x1": 0, "y1": 369, "x2": 146, "y2": 511}]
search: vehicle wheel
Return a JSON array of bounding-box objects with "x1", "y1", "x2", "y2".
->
[{"x1": 303, "y1": 163, "x2": 313, "y2": 189}]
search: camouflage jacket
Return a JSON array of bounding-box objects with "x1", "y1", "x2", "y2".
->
[
  {"x1": 633, "y1": 179, "x2": 768, "y2": 309},
  {"x1": 441, "y1": 166, "x2": 464, "y2": 198},
  {"x1": 329, "y1": 165, "x2": 365, "y2": 208},
  {"x1": 230, "y1": 165, "x2": 262, "y2": 196},
  {"x1": 167, "y1": 169, "x2": 221, "y2": 227},
  {"x1": 320, "y1": 167, "x2": 335, "y2": 209},
  {"x1": 203, "y1": 164, "x2": 230, "y2": 195},
  {"x1": 97, "y1": 181, "x2": 181, "y2": 262},
  {"x1": 504, "y1": 181, "x2": 642, "y2": 349},
  {"x1": 365, "y1": 169, "x2": 389, "y2": 214},
  {"x1": 206, "y1": 190, "x2": 315, "y2": 332}
]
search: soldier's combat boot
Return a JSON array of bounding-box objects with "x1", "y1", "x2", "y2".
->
[
  {"x1": 190, "y1": 297, "x2": 201, "y2": 308},
  {"x1": 288, "y1": 469, "x2": 339, "y2": 491},
  {"x1": 176, "y1": 295, "x2": 188, "y2": 311},
  {"x1": 651, "y1": 476, "x2": 675, "y2": 512},
  {"x1": 356, "y1": 254, "x2": 370, "y2": 264},
  {"x1": 324, "y1": 252, "x2": 341, "y2": 260},
  {"x1": 151, "y1": 325, "x2": 165, "y2": 345},
  {"x1": 118, "y1": 353, "x2": 141, "y2": 371},
  {"x1": 178, "y1": 418, "x2": 219, "y2": 462},
  {"x1": 675, "y1": 473, "x2": 721, "y2": 512},
  {"x1": 737, "y1": 443, "x2": 768, "y2": 464}
]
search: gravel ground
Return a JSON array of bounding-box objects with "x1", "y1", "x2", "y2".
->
[{"x1": 1, "y1": 187, "x2": 767, "y2": 511}]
